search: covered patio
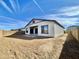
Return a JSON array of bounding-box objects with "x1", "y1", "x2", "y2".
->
[{"x1": 30, "y1": 26, "x2": 38, "y2": 35}]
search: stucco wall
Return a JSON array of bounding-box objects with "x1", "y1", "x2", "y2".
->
[
  {"x1": 38, "y1": 21, "x2": 54, "y2": 37},
  {"x1": 25, "y1": 21, "x2": 64, "y2": 37},
  {"x1": 25, "y1": 21, "x2": 54, "y2": 37},
  {"x1": 54, "y1": 23, "x2": 64, "y2": 37}
]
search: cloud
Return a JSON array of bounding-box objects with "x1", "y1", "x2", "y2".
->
[
  {"x1": 39, "y1": 14, "x2": 79, "y2": 28},
  {"x1": 0, "y1": 16, "x2": 25, "y2": 23},
  {"x1": 38, "y1": 6, "x2": 79, "y2": 28},
  {"x1": 0, "y1": 0, "x2": 13, "y2": 13},
  {"x1": 15, "y1": 0, "x2": 20, "y2": 12},
  {"x1": 22, "y1": 5, "x2": 79, "y2": 28},
  {"x1": 0, "y1": 23, "x2": 16, "y2": 26},
  {"x1": 32, "y1": 0, "x2": 45, "y2": 14},
  {"x1": 9, "y1": 0, "x2": 17, "y2": 12},
  {"x1": 0, "y1": 16, "x2": 27, "y2": 29},
  {"x1": 58, "y1": 6, "x2": 79, "y2": 16}
]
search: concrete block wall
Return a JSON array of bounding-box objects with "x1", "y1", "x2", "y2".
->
[
  {"x1": 3, "y1": 30, "x2": 17, "y2": 36},
  {"x1": 70, "y1": 28, "x2": 79, "y2": 41},
  {"x1": 0, "y1": 30, "x2": 16, "y2": 37},
  {"x1": 0, "y1": 30, "x2": 3, "y2": 37}
]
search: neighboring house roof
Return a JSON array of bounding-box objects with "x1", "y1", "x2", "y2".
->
[
  {"x1": 25, "y1": 18, "x2": 64, "y2": 29},
  {"x1": 11, "y1": 28, "x2": 24, "y2": 31}
]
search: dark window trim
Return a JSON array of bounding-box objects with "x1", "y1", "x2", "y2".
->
[{"x1": 26, "y1": 28, "x2": 28, "y2": 33}]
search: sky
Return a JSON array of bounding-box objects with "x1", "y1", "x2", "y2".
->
[{"x1": 0, "y1": 0, "x2": 79, "y2": 30}]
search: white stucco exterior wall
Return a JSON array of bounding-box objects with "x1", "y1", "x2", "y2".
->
[
  {"x1": 25, "y1": 21, "x2": 55, "y2": 37},
  {"x1": 38, "y1": 21, "x2": 54, "y2": 37},
  {"x1": 25, "y1": 21, "x2": 64, "y2": 37},
  {"x1": 54, "y1": 23, "x2": 64, "y2": 37}
]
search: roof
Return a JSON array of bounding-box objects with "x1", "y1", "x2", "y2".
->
[{"x1": 25, "y1": 18, "x2": 64, "y2": 29}]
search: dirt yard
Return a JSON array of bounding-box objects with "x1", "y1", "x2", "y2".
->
[{"x1": 0, "y1": 30, "x2": 79, "y2": 59}]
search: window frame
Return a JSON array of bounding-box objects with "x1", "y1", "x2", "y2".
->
[{"x1": 41, "y1": 25, "x2": 49, "y2": 34}]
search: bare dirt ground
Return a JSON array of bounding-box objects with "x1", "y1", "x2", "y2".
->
[
  {"x1": 0, "y1": 30, "x2": 79, "y2": 59},
  {"x1": 59, "y1": 32, "x2": 79, "y2": 59}
]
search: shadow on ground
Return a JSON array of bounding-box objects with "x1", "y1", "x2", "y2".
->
[
  {"x1": 6, "y1": 31, "x2": 52, "y2": 40},
  {"x1": 59, "y1": 32, "x2": 79, "y2": 59}
]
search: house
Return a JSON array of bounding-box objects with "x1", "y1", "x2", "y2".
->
[
  {"x1": 25, "y1": 18, "x2": 64, "y2": 37},
  {"x1": 11, "y1": 28, "x2": 25, "y2": 31}
]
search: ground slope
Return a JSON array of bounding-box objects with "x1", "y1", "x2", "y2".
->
[
  {"x1": 0, "y1": 30, "x2": 67, "y2": 59},
  {"x1": 0, "y1": 30, "x2": 79, "y2": 59}
]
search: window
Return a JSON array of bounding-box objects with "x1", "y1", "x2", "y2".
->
[
  {"x1": 26, "y1": 28, "x2": 28, "y2": 33},
  {"x1": 33, "y1": 20, "x2": 35, "y2": 23},
  {"x1": 26, "y1": 30, "x2": 28, "y2": 33},
  {"x1": 41, "y1": 25, "x2": 48, "y2": 34}
]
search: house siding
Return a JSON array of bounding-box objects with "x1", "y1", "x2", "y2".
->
[
  {"x1": 25, "y1": 20, "x2": 64, "y2": 37},
  {"x1": 54, "y1": 23, "x2": 64, "y2": 37},
  {"x1": 25, "y1": 21, "x2": 54, "y2": 37}
]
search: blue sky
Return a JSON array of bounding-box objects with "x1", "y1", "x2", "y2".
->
[{"x1": 0, "y1": 0, "x2": 79, "y2": 30}]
